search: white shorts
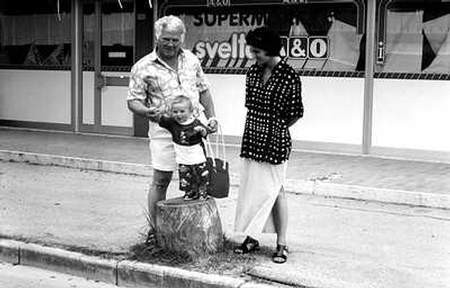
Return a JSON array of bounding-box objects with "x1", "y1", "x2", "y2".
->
[
  {"x1": 147, "y1": 113, "x2": 208, "y2": 172},
  {"x1": 149, "y1": 138, "x2": 177, "y2": 172}
]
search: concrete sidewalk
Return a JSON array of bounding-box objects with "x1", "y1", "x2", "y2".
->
[
  {"x1": 1, "y1": 127, "x2": 450, "y2": 288},
  {"x1": 1, "y1": 160, "x2": 449, "y2": 288},
  {"x1": 1, "y1": 127, "x2": 449, "y2": 209}
]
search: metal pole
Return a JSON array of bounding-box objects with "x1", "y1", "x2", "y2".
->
[
  {"x1": 153, "y1": 0, "x2": 158, "y2": 48},
  {"x1": 362, "y1": 0, "x2": 377, "y2": 154},
  {"x1": 71, "y1": 0, "x2": 82, "y2": 132},
  {"x1": 94, "y1": 0, "x2": 102, "y2": 131}
]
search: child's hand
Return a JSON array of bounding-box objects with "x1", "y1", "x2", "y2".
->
[
  {"x1": 193, "y1": 126, "x2": 208, "y2": 137},
  {"x1": 146, "y1": 107, "x2": 160, "y2": 121}
]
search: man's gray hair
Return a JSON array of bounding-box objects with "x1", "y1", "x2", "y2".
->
[{"x1": 154, "y1": 15, "x2": 186, "y2": 42}]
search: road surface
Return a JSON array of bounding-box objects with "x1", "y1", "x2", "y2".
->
[{"x1": 0, "y1": 261, "x2": 117, "y2": 288}]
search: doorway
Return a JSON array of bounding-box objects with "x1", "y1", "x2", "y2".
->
[{"x1": 80, "y1": 0, "x2": 134, "y2": 135}]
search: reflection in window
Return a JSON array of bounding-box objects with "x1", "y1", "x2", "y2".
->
[
  {"x1": 0, "y1": 0, "x2": 71, "y2": 69},
  {"x1": 166, "y1": 2, "x2": 364, "y2": 73},
  {"x1": 379, "y1": 2, "x2": 450, "y2": 73},
  {"x1": 423, "y1": 12, "x2": 450, "y2": 73},
  {"x1": 82, "y1": 0, "x2": 134, "y2": 71},
  {"x1": 102, "y1": 0, "x2": 134, "y2": 71}
]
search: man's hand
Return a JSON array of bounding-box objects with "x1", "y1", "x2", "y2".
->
[
  {"x1": 145, "y1": 107, "x2": 160, "y2": 120},
  {"x1": 127, "y1": 99, "x2": 161, "y2": 122}
]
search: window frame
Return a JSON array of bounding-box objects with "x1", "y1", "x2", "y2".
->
[
  {"x1": 159, "y1": 0, "x2": 366, "y2": 77},
  {"x1": 375, "y1": 0, "x2": 450, "y2": 80}
]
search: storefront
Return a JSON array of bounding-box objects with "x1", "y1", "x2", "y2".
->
[{"x1": 0, "y1": 0, "x2": 449, "y2": 162}]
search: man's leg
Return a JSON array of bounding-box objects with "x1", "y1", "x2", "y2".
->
[
  {"x1": 147, "y1": 137, "x2": 176, "y2": 231},
  {"x1": 147, "y1": 169, "x2": 173, "y2": 230}
]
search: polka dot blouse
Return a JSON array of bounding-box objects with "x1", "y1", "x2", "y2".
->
[{"x1": 240, "y1": 58, "x2": 303, "y2": 165}]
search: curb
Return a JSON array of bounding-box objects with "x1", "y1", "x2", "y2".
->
[
  {"x1": 1, "y1": 149, "x2": 449, "y2": 210},
  {"x1": 247, "y1": 266, "x2": 366, "y2": 288},
  {"x1": 0, "y1": 239, "x2": 275, "y2": 288},
  {"x1": 0, "y1": 150, "x2": 152, "y2": 176},
  {"x1": 285, "y1": 178, "x2": 450, "y2": 210}
]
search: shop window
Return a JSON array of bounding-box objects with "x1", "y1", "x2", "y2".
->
[
  {"x1": 101, "y1": 5, "x2": 134, "y2": 71},
  {"x1": 162, "y1": 1, "x2": 364, "y2": 75},
  {"x1": 82, "y1": 0, "x2": 134, "y2": 72},
  {"x1": 377, "y1": 0, "x2": 450, "y2": 74},
  {"x1": 0, "y1": 0, "x2": 71, "y2": 70}
]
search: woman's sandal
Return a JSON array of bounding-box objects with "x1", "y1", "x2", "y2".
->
[
  {"x1": 272, "y1": 245, "x2": 288, "y2": 264},
  {"x1": 234, "y1": 236, "x2": 260, "y2": 254}
]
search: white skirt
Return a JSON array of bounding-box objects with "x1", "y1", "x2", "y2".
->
[{"x1": 234, "y1": 158, "x2": 287, "y2": 237}]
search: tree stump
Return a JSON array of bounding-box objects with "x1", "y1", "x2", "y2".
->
[{"x1": 155, "y1": 197, "x2": 223, "y2": 257}]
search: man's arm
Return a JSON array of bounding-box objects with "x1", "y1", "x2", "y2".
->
[
  {"x1": 199, "y1": 89, "x2": 218, "y2": 132},
  {"x1": 127, "y1": 99, "x2": 160, "y2": 122},
  {"x1": 199, "y1": 89, "x2": 215, "y2": 119}
]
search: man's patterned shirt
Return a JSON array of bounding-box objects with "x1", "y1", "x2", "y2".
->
[{"x1": 128, "y1": 49, "x2": 210, "y2": 139}]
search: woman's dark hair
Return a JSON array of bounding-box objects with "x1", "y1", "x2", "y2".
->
[{"x1": 245, "y1": 26, "x2": 282, "y2": 56}]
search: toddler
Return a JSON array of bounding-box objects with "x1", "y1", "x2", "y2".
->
[{"x1": 154, "y1": 95, "x2": 211, "y2": 201}]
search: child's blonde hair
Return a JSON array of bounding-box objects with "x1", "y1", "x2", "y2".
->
[{"x1": 169, "y1": 95, "x2": 194, "y2": 112}]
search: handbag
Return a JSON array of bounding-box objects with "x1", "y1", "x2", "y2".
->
[{"x1": 204, "y1": 125, "x2": 230, "y2": 198}]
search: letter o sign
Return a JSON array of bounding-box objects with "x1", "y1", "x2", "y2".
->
[{"x1": 308, "y1": 37, "x2": 328, "y2": 59}]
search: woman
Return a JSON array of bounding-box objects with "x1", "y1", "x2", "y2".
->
[{"x1": 234, "y1": 27, "x2": 303, "y2": 264}]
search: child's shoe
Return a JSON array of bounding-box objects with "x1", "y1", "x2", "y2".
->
[
  {"x1": 198, "y1": 189, "x2": 209, "y2": 201},
  {"x1": 183, "y1": 191, "x2": 196, "y2": 201}
]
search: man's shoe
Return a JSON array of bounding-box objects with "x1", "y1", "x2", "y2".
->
[{"x1": 145, "y1": 230, "x2": 156, "y2": 245}]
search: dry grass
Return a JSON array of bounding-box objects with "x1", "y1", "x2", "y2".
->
[
  {"x1": 0, "y1": 233, "x2": 289, "y2": 286},
  {"x1": 126, "y1": 235, "x2": 269, "y2": 277}
]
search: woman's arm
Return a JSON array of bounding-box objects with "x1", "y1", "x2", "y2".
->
[{"x1": 284, "y1": 71, "x2": 304, "y2": 127}]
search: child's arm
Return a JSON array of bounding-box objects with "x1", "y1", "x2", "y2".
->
[
  {"x1": 193, "y1": 125, "x2": 208, "y2": 137},
  {"x1": 149, "y1": 107, "x2": 163, "y2": 123}
]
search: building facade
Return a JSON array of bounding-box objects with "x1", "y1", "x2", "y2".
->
[{"x1": 0, "y1": 0, "x2": 449, "y2": 162}]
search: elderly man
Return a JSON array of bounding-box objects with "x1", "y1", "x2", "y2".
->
[{"x1": 127, "y1": 15, "x2": 217, "y2": 242}]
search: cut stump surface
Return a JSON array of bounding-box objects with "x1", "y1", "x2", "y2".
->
[{"x1": 155, "y1": 197, "x2": 223, "y2": 257}]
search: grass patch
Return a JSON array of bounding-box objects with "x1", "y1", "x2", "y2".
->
[
  {"x1": 1, "y1": 234, "x2": 291, "y2": 286},
  {"x1": 126, "y1": 235, "x2": 265, "y2": 277}
]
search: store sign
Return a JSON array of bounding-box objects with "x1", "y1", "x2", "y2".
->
[
  {"x1": 206, "y1": 0, "x2": 231, "y2": 7},
  {"x1": 178, "y1": 9, "x2": 330, "y2": 70},
  {"x1": 191, "y1": 12, "x2": 268, "y2": 27},
  {"x1": 193, "y1": 34, "x2": 328, "y2": 65},
  {"x1": 206, "y1": 0, "x2": 306, "y2": 7},
  {"x1": 194, "y1": 33, "x2": 252, "y2": 60},
  {"x1": 281, "y1": 36, "x2": 329, "y2": 59}
]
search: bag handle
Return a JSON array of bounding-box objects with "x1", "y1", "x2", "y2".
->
[
  {"x1": 203, "y1": 137, "x2": 216, "y2": 166},
  {"x1": 213, "y1": 124, "x2": 226, "y2": 162},
  {"x1": 203, "y1": 123, "x2": 226, "y2": 164}
]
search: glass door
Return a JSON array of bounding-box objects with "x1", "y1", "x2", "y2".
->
[{"x1": 81, "y1": 0, "x2": 134, "y2": 135}]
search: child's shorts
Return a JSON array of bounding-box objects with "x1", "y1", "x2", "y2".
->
[{"x1": 178, "y1": 162, "x2": 209, "y2": 192}]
